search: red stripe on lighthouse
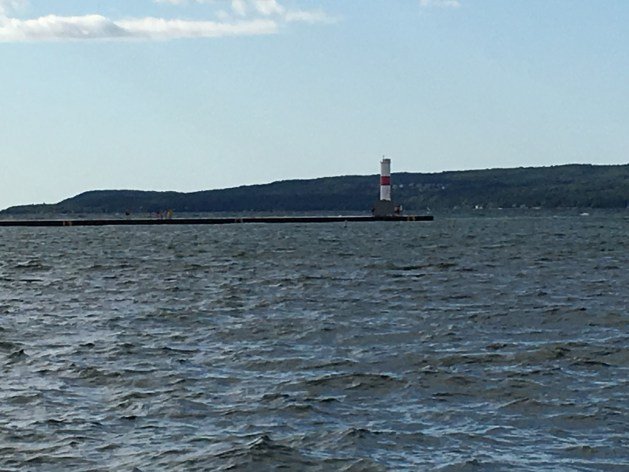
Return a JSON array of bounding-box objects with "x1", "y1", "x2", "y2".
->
[{"x1": 380, "y1": 176, "x2": 391, "y2": 186}]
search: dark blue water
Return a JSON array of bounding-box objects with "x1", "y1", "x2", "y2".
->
[{"x1": 1, "y1": 213, "x2": 627, "y2": 470}]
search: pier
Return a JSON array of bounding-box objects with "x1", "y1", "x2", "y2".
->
[{"x1": 0, "y1": 215, "x2": 433, "y2": 227}]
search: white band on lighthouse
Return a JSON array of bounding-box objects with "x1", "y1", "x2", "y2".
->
[{"x1": 380, "y1": 158, "x2": 391, "y2": 201}]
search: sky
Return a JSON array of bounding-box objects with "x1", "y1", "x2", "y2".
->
[{"x1": 1, "y1": 0, "x2": 628, "y2": 209}]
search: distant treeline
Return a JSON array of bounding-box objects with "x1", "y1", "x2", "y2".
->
[{"x1": 2, "y1": 164, "x2": 627, "y2": 215}]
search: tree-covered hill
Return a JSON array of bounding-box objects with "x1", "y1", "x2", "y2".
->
[{"x1": 2, "y1": 164, "x2": 627, "y2": 215}]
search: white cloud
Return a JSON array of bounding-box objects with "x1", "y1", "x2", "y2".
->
[
  {"x1": 284, "y1": 10, "x2": 336, "y2": 25},
  {"x1": 0, "y1": 0, "x2": 26, "y2": 16},
  {"x1": 118, "y1": 17, "x2": 277, "y2": 39},
  {"x1": 231, "y1": 0, "x2": 248, "y2": 17},
  {"x1": 252, "y1": 0, "x2": 284, "y2": 16},
  {"x1": 0, "y1": 15, "x2": 277, "y2": 41},
  {"x1": 419, "y1": 0, "x2": 461, "y2": 8},
  {"x1": 0, "y1": 15, "x2": 126, "y2": 41},
  {"x1": 155, "y1": 0, "x2": 334, "y2": 23},
  {"x1": 0, "y1": 0, "x2": 332, "y2": 42}
]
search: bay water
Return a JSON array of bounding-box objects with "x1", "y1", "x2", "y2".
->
[{"x1": 1, "y1": 212, "x2": 627, "y2": 470}]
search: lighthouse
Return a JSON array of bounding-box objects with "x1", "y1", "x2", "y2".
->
[
  {"x1": 380, "y1": 158, "x2": 391, "y2": 201},
  {"x1": 373, "y1": 157, "x2": 398, "y2": 217}
]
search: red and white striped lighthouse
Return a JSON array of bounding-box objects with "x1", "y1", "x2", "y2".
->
[{"x1": 380, "y1": 157, "x2": 391, "y2": 201}]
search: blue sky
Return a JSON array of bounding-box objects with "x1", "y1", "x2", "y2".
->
[{"x1": 1, "y1": 0, "x2": 627, "y2": 209}]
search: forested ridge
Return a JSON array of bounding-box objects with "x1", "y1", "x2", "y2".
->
[{"x1": 3, "y1": 164, "x2": 627, "y2": 215}]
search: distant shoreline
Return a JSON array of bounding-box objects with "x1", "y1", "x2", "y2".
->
[{"x1": 2, "y1": 164, "x2": 627, "y2": 215}]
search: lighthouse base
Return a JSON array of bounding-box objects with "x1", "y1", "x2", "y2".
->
[{"x1": 372, "y1": 200, "x2": 397, "y2": 217}]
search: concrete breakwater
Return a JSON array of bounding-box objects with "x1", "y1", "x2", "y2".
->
[{"x1": 0, "y1": 215, "x2": 433, "y2": 227}]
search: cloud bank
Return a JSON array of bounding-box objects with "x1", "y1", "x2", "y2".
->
[{"x1": 0, "y1": 0, "x2": 333, "y2": 42}]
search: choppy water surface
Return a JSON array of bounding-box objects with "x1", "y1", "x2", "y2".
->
[{"x1": 1, "y1": 213, "x2": 627, "y2": 471}]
